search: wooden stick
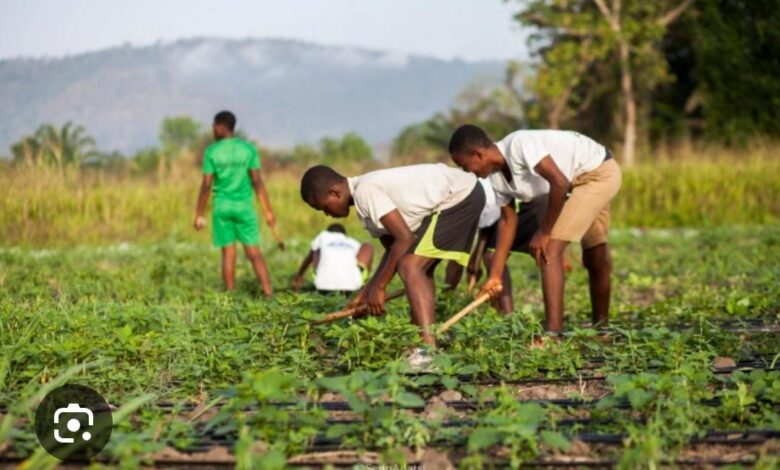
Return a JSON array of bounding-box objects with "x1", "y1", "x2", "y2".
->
[
  {"x1": 437, "y1": 293, "x2": 491, "y2": 334},
  {"x1": 312, "y1": 289, "x2": 405, "y2": 325}
]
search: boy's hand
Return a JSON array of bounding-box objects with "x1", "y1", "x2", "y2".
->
[
  {"x1": 266, "y1": 214, "x2": 285, "y2": 251},
  {"x1": 193, "y1": 215, "x2": 207, "y2": 231},
  {"x1": 477, "y1": 276, "x2": 503, "y2": 300},
  {"x1": 467, "y1": 266, "x2": 483, "y2": 294},
  {"x1": 347, "y1": 290, "x2": 366, "y2": 309},
  {"x1": 291, "y1": 274, "x2": 303, "y2": 292},
  {"x1": 364, "y1": 285, "x2": 387, "y2": 316},
  {"x1": 529, "y1": 230, "x2": 551, "y2": 266}
]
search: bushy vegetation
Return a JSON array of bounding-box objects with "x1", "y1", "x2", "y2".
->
[
  {"x1": 1, "y1": 143, "x2": 777, "y2": 247},
  {"x1": 1, "y1": 226, "x2": 778, "y2": 468}
]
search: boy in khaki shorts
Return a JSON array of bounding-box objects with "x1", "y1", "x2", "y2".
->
[{"x1": 448, "y1": 125, "x2": 621, "y2": 338}]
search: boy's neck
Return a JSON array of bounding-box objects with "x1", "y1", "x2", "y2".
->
[
  {"x1": 489, "y1": 146, "x2": 512, "y2": 181},
  {"x1": 345, "y1": 181, "x2": 355, "y2": 206},
  {"x1": 489, "y1": 146, "x2": 507, "y2": 172}
]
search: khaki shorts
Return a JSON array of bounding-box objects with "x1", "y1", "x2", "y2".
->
[{"x1": 550, "y1": 158, "x2": 622, "y2": 249}]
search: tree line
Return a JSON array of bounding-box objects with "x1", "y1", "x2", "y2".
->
[
  {"x1": 7, "y1": 117, "x2": 374, "y2": 172},
  {"x1": 393, "y1": 0, "x2": 779, "y2": 166},
  {"x1": 6, "y1": 1, "x2": 777, "y2": 169}
]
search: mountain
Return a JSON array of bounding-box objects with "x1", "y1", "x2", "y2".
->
[{"x1": 0, "y1": 37, "x2": 503, "y2": 154}]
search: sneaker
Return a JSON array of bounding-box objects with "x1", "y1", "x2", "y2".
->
[{"x1": 406, "y1": 347, "x2": 435, "y2": 372}]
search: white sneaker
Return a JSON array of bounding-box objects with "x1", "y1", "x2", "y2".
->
[{"x1": 406, "y1": 348, "x2": 435, "y2": 372}]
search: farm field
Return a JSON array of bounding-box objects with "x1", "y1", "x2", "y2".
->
[
  {"x1": 1, "y1": 224, "x2": 779, "y2": 468},
  {"x1": 3, "y1": 0, "x2": 779, "y2": 467}
]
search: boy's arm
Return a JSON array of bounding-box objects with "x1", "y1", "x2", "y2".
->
[
  {"x1": 466, "y1": 230, "x2": 490, "y2": 292},
  {"x1": 292, "y1": 250, "x2": 315, "y2": 291},
  {"x1": 357, "y1": 210, "x2": 415, "y2": 315},
  {"x1": 478, "y1": 204, "x2": 517, "y2": 299},
  {"x1": 530, "y1": 156, "x2": 569, "y2": 266},
  {"x1": 194, "y1": 174, "x2": 213, "y2": 230},
  {"x1": 249, "y1": 169, "x2": 285, "y2": 250},
  {"x1": 348, "y1": 235, "x2": 392, "y2": 309}
]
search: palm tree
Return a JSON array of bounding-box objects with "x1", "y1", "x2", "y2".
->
[
  {"x1": 11, "y1": 135, "x2": 45, "y2": 167},
  {"x1": 34, "y1": 122, "x2": 97, "y2": 168}
]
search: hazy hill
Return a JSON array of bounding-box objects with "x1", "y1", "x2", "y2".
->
[{"x1": 0, "y1": 37, "x2": 502, "y2": 153}]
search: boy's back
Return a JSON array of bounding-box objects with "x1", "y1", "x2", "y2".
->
[
  {"x1": 311, "y1": 230, "x2": 363, "y2": 291},
  {"x1": 348, "y1": 163, "x2": 477, "y2": 237},
  {"x1": 203, "y1": 138, "x2": 260, "y2": 202}
]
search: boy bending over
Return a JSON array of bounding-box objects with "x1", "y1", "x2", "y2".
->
[
  {"x1": 449, "y1": 125, "x2": 621, "y2": 337},
  {"x1": 300, "y1": 163, "x2": 485, "y2": 364},
  {"x1": 293, "y1": 223, "x2": 374, "y2": 293}
]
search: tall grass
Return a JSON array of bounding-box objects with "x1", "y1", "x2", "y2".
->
[{"x1": 0, "y1": 146, "x2": 777, "y2": 247}]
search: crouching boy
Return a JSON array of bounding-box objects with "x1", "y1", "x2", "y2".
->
[{"x1": 300, "y1": 163, "x2": 486, "y2": 365}]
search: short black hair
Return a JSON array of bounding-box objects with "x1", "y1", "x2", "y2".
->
[
  {"x1": 300, "y1": 165, "x2": 345, "y2": 205},
  {"x1": 327, "y1": 223, "x2": 347, "y2": 234},
  {"x1": 448, "y1": 124, "x2": 493, "y2": 155},
  {"x1": 214, "y1": 110, "x2": 236, "y2": 131}
]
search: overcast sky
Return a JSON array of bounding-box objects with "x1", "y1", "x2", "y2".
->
[{"x1": 0, "y1": 0, "x2": 528, "y2": 61}]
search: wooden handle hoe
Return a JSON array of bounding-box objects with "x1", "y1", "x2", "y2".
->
[
  {"x1": 313, "y1": 289, "x2": 405, "y2": 325},
  {"x1": 437, "y1": 293, "x2": 491, "y2": 334}
]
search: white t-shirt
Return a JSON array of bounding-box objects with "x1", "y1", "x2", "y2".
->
[
  {"x1": 488, "y1": 130, "x2": 606, "y2": 205},
  {"x1": 347, "y1": 163, "x2": 477, "y2": 238},
  {"x1": 478, "y1": 178, "x2": 501, "y2": 229},
  {"x1": 310, "y1": 230, "x2": 363, "y2": 291}
]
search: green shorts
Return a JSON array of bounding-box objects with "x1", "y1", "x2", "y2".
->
[
  {"x1": 409, "y1": 183, "x2": 485, "y2": 266},
  {"x1": 212, "y1": 198, "x2": 261, "y2": 248}
]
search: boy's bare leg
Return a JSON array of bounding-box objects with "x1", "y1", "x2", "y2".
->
[
  {"x1": 243, "y1": 245, "x2": 273, "y2": 297},
  {"x1": 397, "y1": 254, "x2": 440, "y2": 345},
  {"x1": 483, "y1": 251, "x2": 513, "y2": 314},
  {"x1": 222, "y1": 245, "x2": 237, "y2": 290},
  {"x1": 357, "y1": 243, "x2": 374, "y2": 270},
  {"x1": 540, "y1": 239, "x2": 569, "y2": 332},
  {"x1": 443, "y1": 260, "x2": 463, "y2": 290},
  {"x1": 582, "y1": 242, "x2": 612, "y2": 326}
]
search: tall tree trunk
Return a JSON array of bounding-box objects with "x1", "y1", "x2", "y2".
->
[{"x1": 618, "y1": 40, "x2": 636, "y2": 167}]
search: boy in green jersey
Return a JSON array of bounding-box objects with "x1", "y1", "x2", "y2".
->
[{"x1": 194, "y1": 111, "x2": 283, "y2": 295}]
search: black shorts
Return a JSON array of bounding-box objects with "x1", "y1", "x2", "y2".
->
[
  {"x1": 483, "y1": 198, "x2": 544, "y2": 254},
  {"x1": 409, "y1": 183, "x2": 485, "y2": 266}
]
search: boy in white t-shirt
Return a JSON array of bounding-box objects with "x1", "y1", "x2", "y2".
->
[
  {"x1": 292, "y1": 223, "x2": 373, "y2": 293},
  {"x1": 449, "y1": 125, "x2": 622, "y2": 338},
  {"x1": 300, "y1": 163, "x2": 485, "y2": 357},
  {"x1": 445, "y1": 179, "x2": 572, "y2": 314}
]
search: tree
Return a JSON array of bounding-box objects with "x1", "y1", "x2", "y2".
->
[
  {"x1": 515, "y1": 0, "x2": 693, "y2": 166},
  {"x1": 11, "y1": 135, "x2": 44, "y2": 167},
  {"x1": 160, "y1": 116, "x2": 201, "y2": 153},
  {"x1": 593, "y1": 0, "x2": 692, "y2": 165},
  {"x1": 320, "y1": 132, "x2": 373, "y2": 164},
  {"x1": 692, "y1": 0, "x2": 780, "y2": 144},
  {"x1": 10, "y1": 122, "x2": 96, "y2": 168},
  {"x1": 132, "y1": 148, "x2": 161, "y2": 175},
  {"x1": 391, "y1": 72, "x2": 527, "y2": 161},
  {"x1": 159, "y1": 116, "x2": 201, "y2": 173}
]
